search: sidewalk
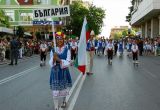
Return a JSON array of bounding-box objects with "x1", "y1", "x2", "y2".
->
[
  {"x1": 0, "y1": 54, "x2": 39, "y2": 65},
  {"x1": 0, "y1": 59, "x2": 10, "y2": 65}
]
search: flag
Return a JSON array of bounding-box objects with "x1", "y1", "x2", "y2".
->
[{"x1": 74, "y1": 17, "x2": 88, "y2": 74}]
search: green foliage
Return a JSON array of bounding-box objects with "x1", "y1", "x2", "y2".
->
[
  {"x1": 113, "y1": 28, "x2": 138, "y2": 40},
  {"x1": 122, "y1": 30, "x2": 128, "y2": 37},
  {"x1": 87, "y1": 5, "x2": 106, "y2": 35},
  {"x1": 126, "y1": 0, "x2": 134, "y2": 23},
  {"x1": 68, "y1": 1, "x2": 89, "y2": 36},
  {"x1": 67, "y1": 1, "x2": 105, "y2": 36},
  {"x1": 113, "y1": 31, "x2": 122, "y2": 40},
  {"x1": 0, "y1": 9, "x2": 10, "y2": 27},
  {"x1": 130, "y1": 28, "x2": 136, "y2": 36}
]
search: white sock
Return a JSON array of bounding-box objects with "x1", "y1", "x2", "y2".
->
[
  {"x1": 53, "y1": 98, "x2": 59, "y2": 109},
  {"x1": 63, "y1": 97, "x2": 66, "y2": 103}
]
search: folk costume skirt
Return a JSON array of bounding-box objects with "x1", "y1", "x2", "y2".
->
[{"x1": 50, "y1": 65, "x2": 72, "y2": 98}]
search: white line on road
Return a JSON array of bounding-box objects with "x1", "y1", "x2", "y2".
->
[
  {"x1": 67, "y1": 74, "x2": 86, "y2": 110},
  {"x1": 66, "y1": 73, "x2": 82, "y2": 102},
  {"x1": 141, "y1": 68, "x2": 157, "y2": 79},
  {"x1": 0, "y1": 66, "x2": 39, "y2": 85},
  {"x1": 59, "y1": 73, "x2": 82, "y2": 110}
]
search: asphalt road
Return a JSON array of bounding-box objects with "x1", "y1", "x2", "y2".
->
[
  {"x1": 0, "y1": 55, "x2": 79, "y2": 110},
  {"x1": 0, "y1": 54, "x2": 160, "y2": 110},
  {"x1": 73, "y1": 54, "x2": 160, "y2": 110}
]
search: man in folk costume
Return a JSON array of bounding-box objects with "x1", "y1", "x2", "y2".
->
[
  {"x1": 70, "y1": 39, "x2": 77, "y2": 61},
  {"x1": 86, "y1": 30, "x2": 95, "y2": 75},
  {"x1": 106, "y1": 39, "x2": 114, "y2": 64},
  {"x1": 49, "y1": 32, "x2": 72, "y2": 110},
  {"x1": 131, "y1": 40, "x2": 139, "y2": 63},
  {"x1": 40, "y1": 40, "x2": 48, "y2": 66}
]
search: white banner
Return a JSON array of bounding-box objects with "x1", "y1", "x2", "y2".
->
[{"x1": 33, "y1": 5, "x2": 70, "y2": 19}]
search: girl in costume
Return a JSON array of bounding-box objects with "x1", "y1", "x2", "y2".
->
[{"x1": 49, "y1": 32, "x2": 72, "y2": 110}]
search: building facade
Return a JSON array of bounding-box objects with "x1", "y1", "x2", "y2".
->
[
  {"x1": 131, "y1": 0, "x2": 160, "y2": 38},
  {"x1": 0, "y1": 0, "x2": 65, "y2": 39},
  {"x1": 110, "y1": 26, "x2": 128, "y2": 39}
]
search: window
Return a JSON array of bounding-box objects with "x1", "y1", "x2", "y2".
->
[
  {"x1": 5, "y1": 10, "x2": 14, "y2": 21},
  {"x1": 38, "y1": 0, "x2": 49, "y2": 5},
  {"x1": 6, "y1": 0, "x2": 10, "y2": 5},
  {"x1": 20, "y1": 13, "x2": 33, "y2": 21}
]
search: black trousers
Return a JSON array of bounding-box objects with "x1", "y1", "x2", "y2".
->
[
  {"x1": 102, "y1": 47, "x2": 105, "y2": 55},
  {"x1": 114, "y1": 47, "x2": 118, "y2": 55},
  {"x1": 132, "y1": 52, "x2": 138, "y2": 61},
  {"x1": 108, "y1": 50, "x2": 113, "y2": 60},
  {"x1": 71, "y1": 49, "x2": 76, "y2": 60},
  {"x1": 40, "y1": 52, "x2": 46, "y2": 61},
  {"x1": 10, "y1": 50, "x2": 18, "y2": 64}
]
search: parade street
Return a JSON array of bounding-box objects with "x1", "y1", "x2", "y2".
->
[{"x1": 0, "y1": 54, "x2": 160, "y2": 110}]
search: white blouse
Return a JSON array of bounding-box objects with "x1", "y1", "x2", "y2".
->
[
  {"x1": 49, "y1": 46, "x2": 71, "y2": 68},
  {"x1": 131, "y1": 44, "x2": 138, "y2": 52}
]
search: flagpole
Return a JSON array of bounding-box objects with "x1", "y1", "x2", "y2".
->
[{"x1": 52, "y1": 21, "x2": 56, "y2": 52}]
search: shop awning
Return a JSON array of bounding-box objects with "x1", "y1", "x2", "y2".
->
[{"x1": 0, "y1": 27, "x2": 13, "y2": 35}]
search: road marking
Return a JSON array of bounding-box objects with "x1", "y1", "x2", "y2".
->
[
  {"x1": 141, "y1": 68, "x2": 157, "y2": 79},
  {"x1": 66, "y1": 73, "x2": 82, "y2": 102},
  {"x1": 0, "y1": 66, "x2": 39, "y2": 85},
  {"x1": 67, "y1": 74, "x2": 86, "y2": 110},
  {"x1": 59, "y1": 73, "x2": 82, "y2": 110}
]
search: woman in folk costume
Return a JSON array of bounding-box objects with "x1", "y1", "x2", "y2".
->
[
  {"x1": 49, "y1": 32, "x2": 72, "y2": 110},
  {"x1": 70, "y1": 39, "x2": 78, "y2": 60}
]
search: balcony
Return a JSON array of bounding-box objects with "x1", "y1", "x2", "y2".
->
[
  {"x1": 131, "y1": 0, "x2": 160, "y2": 25},
  {"x1": 10, "y1": 21, "x2": 33, "y2": 26}
]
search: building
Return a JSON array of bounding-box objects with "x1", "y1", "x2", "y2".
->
[
  {"x1": 110, "y1": 26, "x2": 128, "y2": 39},
  {"x1": 0, "y1": 0, "x2": 66, "y2": 39},
  {"x1": 131, "y1": 0, "x2": 160, "y2": 38}
]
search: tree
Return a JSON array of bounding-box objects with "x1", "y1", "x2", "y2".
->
[
  {"x1": 122, "y1": 30, "x2": 128, "y2": 37},
  {"x1": 0, "y1": 9, "x2": 10, "y2": 27},
  {"x1": 87, "y1": 5, "x2": 106, "y2": 35},
  {"x1": 68, "y1": 1, "x2": 89, "y2": 37},
  {"x1": 67, "y1": 1, "x2": 105, "y2": 36},
  {"x1": 113, "y1": 31, "x2": 122, "y2": 40},
  {"x1": 126, "y1": 0, "x2": 134, "y2": 23}
]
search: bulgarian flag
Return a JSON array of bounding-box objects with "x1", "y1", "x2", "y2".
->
[{"x1": 74, "y1": 17, "x2": 89, "y2": 74}]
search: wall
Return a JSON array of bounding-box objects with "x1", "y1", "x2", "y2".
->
[{"x1": 131, "y1": 0, "x2": 153, "y2": 25}]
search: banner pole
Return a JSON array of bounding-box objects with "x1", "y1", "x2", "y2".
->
[{"x1": 52, "y1": 21, "x2": 56, "y2": 52}]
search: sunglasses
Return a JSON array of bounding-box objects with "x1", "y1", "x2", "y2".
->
[{"x1": 56, "y1": 36, "x2": 63, "y2": 40}]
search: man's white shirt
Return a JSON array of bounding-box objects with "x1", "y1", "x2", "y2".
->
[{"x1": 40, "y1": 43, "x2": 47, "y2": 52}]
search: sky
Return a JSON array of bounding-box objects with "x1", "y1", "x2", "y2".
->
[{"x1": 91, "y1": 0, "x2": 131, "y2": 38}]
